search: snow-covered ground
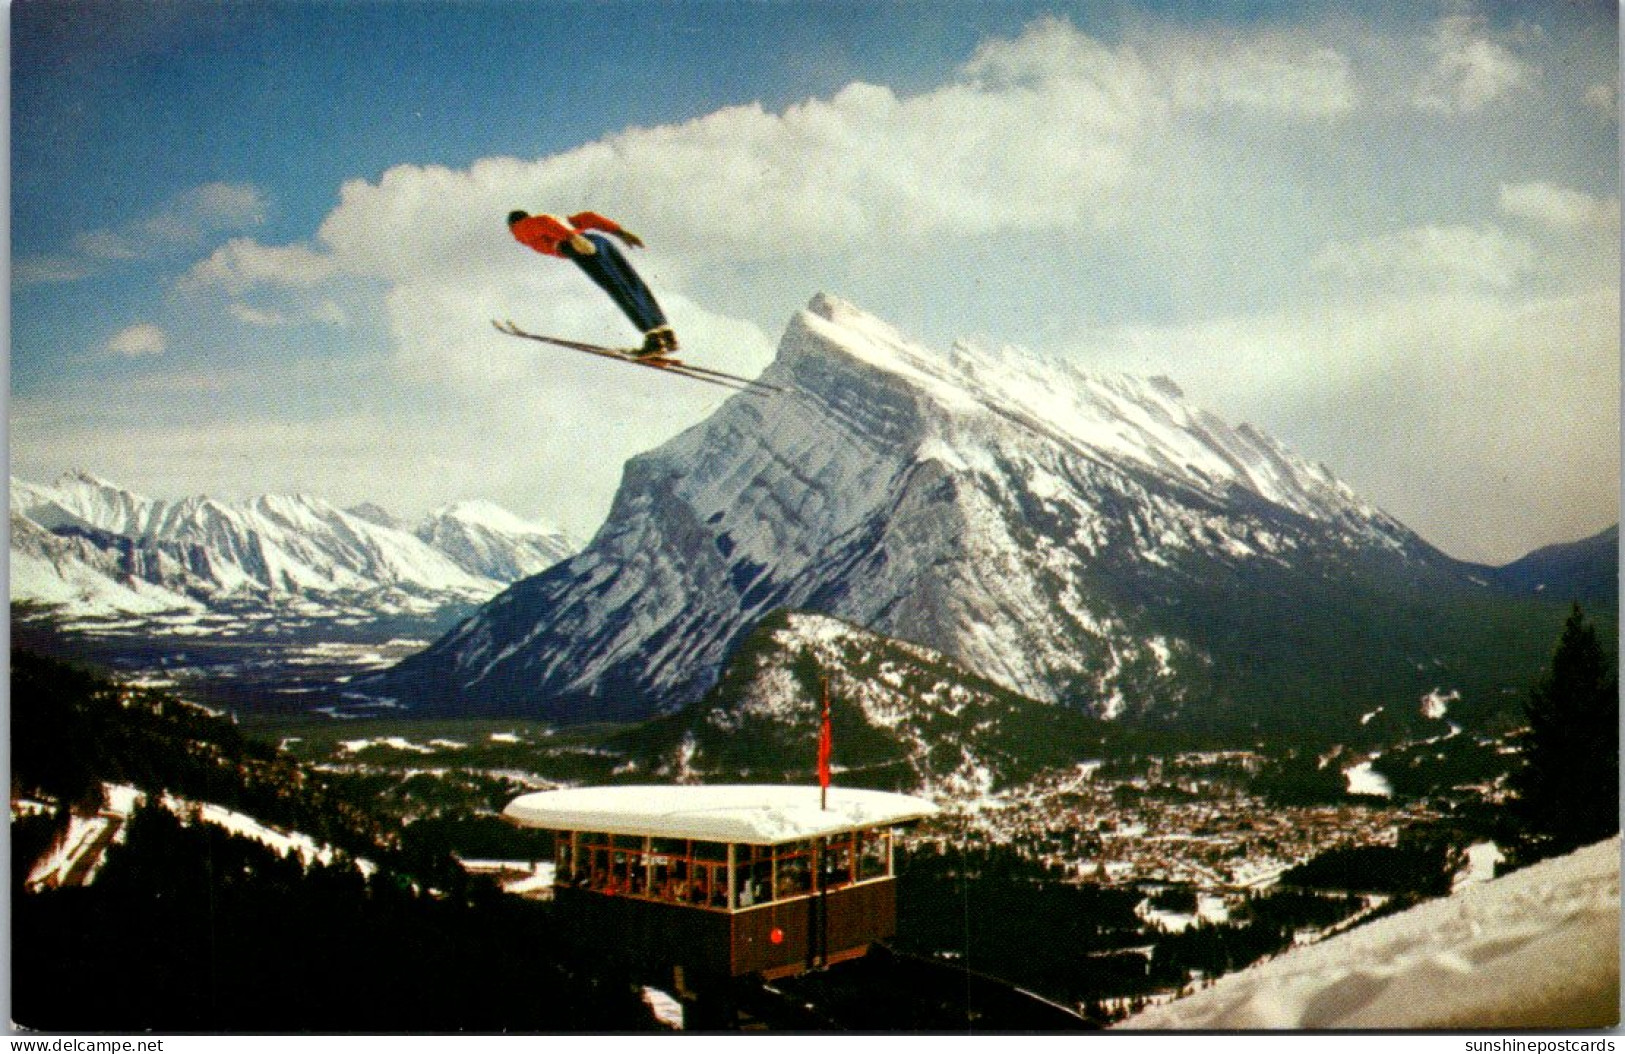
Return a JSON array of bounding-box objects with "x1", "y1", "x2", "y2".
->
[
  {"x1": 1343, "y1": 760, "x2": 1393, "y2": 797},
  {"x1": 161, "y1": 793, "x2": 375, "y2": 875},
  {"x1": 1118, "y1": 836, "x2": 1620, "y2": 1030},
  {"x1": 457, "y1": 859, "x2": 556, "y2": 898},
  {"x1": 1137, "y1": 891, "x2": 1232, "y2": 934},
  {"x1": 641, "y1": 987, "x2": 685, "y2": 1030},
  {"x1": 24, "y1": 782, "x2": 374, "y2": 891},
  {"x1": 25, "y1": 814, "x2": 123, "y2": 890}
]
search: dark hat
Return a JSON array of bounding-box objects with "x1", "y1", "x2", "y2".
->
[{"x1": 507, "y1": 210, "x2": 528, "y2": 226}]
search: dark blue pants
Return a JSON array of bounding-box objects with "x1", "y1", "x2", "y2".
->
[{"x1": 561, "y1": 232, "x2": 669, "y2": 335}]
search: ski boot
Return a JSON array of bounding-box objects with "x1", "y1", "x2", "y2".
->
[{"x1": 633, "y1": 326, "x2": 680, "y2": 360}]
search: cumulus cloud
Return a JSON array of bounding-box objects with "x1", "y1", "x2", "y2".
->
[
  {"x1": 106, "y1": 323, "x2": 167, "y2": 357},
  {"x1": 218, "y1": 14, "x2": 1365, "y2": 293},
  {"x1": 1412, "y1": 14, "x2": 1539, "y2": 113},
  {"x1": 184, "y1": 237, "x2": 339, "y2": 295},
  {"x1": 149, "y1": 182, "x2": 268, "y2": 240},
  {"x1": 225, "y1": 301, "x2": 348, "y2": 328},
  {"x1": 1153, "y1": 32, "x2": 1356, "y2": 116},
  {"x1": 14, "y1": 254, "x2": 93, "y2": 285}
]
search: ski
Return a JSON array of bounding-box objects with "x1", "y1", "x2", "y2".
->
[{"x1": 491, "y1": 320, "x2": 782, "y2": 396}]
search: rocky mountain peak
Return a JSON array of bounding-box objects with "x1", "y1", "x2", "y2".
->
[{"x1": 367, "y1": 295, "x2": 1480, "y2": 729}]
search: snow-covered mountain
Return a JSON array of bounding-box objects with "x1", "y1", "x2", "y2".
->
[
  {"x1": 618, "y1": 611, "x2": 1118, "y2": 797},
  {"x1": 1117, "y1": 836, "x2": 1620, "y2": 1029},
  {"x1": 11, "y1": 511, "x2": 203, "y2": 616},
  {"x1": 10, "y1": 471, "x2": 577, "y2": 620},
  {"x1": 366, "y1": 295, "x2": 1577, "y2": 730},
  {"x1": 414, "y1": 500, "x2": 579, "y2": 582}
]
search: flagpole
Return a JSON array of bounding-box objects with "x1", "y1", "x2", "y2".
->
[{"x1": 819, "y1": 677, "x2": 832, "y2": 811}]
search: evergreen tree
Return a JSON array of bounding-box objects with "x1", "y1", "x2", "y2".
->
[{"x1": 1511, "y1": 604, "x2": 1619, "y2": 854}]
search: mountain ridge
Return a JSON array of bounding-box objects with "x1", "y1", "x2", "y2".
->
[
  {"x1": 612, "y1": 609, "x2": 1167, "y2": 797},
  {"x1": 9, "y1": 471, "x2": 579, "y2": 619},
  {"x1": 365, "y1": 295, "x2": 1604, "y2": 734},
  {"x1": 1483, "y1": 524, "x2": 1618, "y2": 606}
]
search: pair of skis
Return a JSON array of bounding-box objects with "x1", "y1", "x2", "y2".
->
[{"x1": 491, "y1": 320, "x2": 781, "y2": 397}]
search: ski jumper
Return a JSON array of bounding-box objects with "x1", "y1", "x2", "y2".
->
[{"x1": 510, "y1": 212, "x2": 671, "y2": 341}]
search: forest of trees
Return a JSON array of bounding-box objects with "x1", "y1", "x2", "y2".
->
[
  {"x1": 10, "y1": 647, "x2": 657, "y2": 1032},
  {"x1": 890, "y1": 844, "x2": 1372, "y2": 1024},
  {"x1": 16, "y1": 801, "x2": 656, "y2": 1031},
  {"x1": 1278, "y1": 837, "x2": 1458, "y2": 897}
]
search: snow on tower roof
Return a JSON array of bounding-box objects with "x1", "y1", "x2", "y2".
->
[{"x1": 502, "y1": 784, "x2": 938, "y2": 845}]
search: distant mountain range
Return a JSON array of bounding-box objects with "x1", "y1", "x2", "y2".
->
[
  {"x1": 10, "y1": 471, "x2": 579, "y2": 620},
  {"x1": 362, "y1": 295, "x2": 1615, "y2": 738}
]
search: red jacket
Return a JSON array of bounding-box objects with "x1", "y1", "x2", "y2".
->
[{"x1": 511, "y1": 211, "x2": 625, "y2": 257}]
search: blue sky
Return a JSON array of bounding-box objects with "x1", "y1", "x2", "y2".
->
[{"x1": 10, "y1": 0, "x2": 1619, "y2": 562}]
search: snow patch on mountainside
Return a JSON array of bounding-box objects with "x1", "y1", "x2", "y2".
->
[
  {"x1": 800, "y1": 294, "x2": 1399, "y2": 541},
  {"x1": 11, "y1": 513, "x2": 204, "y2": 615},
  {"x1": 1421, "y1": 688, "x2": 1459, "y2": 719}
]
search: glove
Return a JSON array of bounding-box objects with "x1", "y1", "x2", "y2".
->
[{"x1": 617, "y1": 229, "x2": 646, "y2": 249}]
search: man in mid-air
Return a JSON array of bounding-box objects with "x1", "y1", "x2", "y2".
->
[{"x1": 507, "y1": 210, "x2": 678, "y2": 358}]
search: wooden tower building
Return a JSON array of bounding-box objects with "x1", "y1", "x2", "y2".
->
[{"x1": 503, "y1": 784, "x2": 938, "y2": 981}]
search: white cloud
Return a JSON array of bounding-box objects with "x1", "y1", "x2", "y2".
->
[
  {"x1": 1412, "y1": 14, "x2": 1538, "y2": 113},
  {"x1": 16, "y1": 181, "x2": 269, "y2": 286},
  {"x1": 1155, "y1": 33, "x2": 1355, "y2": 116},
  {"x1": 39, "y1": 9, "x2": 1615, "y2": 559},
  {"x1": 1310, "y1": 225, "x2": 1537, "y2": 291},
  {"x1": 1500, "y1": 181, "x2": 1620, "y2": 231},
  {"x1": 225, "y1": 14, "x2": 1365, "y2": 292},
  {"x1": 169, "y1": 182, "x2": 268, "y2": 232},
  {"x1": 106, "y1": 323, "x2": 167, "y2": 357},
  {"x1": 184, "y1": 237, "x2": 338, "y2": 295},
  {"x1": 13, "y1": 254, "x2": 93, "y2": 285},
  {"x1": 227, "y1": 303, "x2": 289, "y2": 327},
  {"x1": 75, "y1": 229, "x2": 143, "y2": 262}
]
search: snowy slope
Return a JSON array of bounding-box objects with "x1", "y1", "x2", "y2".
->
[
  {"x1": 9, "y1": 472, "x2": 577, "y2": 620},
  {"x1": 367, "y1": 294, "x2": 1556, "y2": 728},
  {"x1": 1117, "y1": 837, "x2": 1620, "y2": 1030},
  {"x1": 24, "y1": 782, "x2": 373, "y2": 892},
  {"x1": 11, "y1": 471, "x2": 490, "y2": 597},
  {"x1": 11, "y1": 513, "x2": 204, "y2": 615}
]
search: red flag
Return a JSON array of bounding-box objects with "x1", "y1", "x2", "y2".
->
[{"x1": 818, "y1": 679, "x2": 833, "y2": 797}]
